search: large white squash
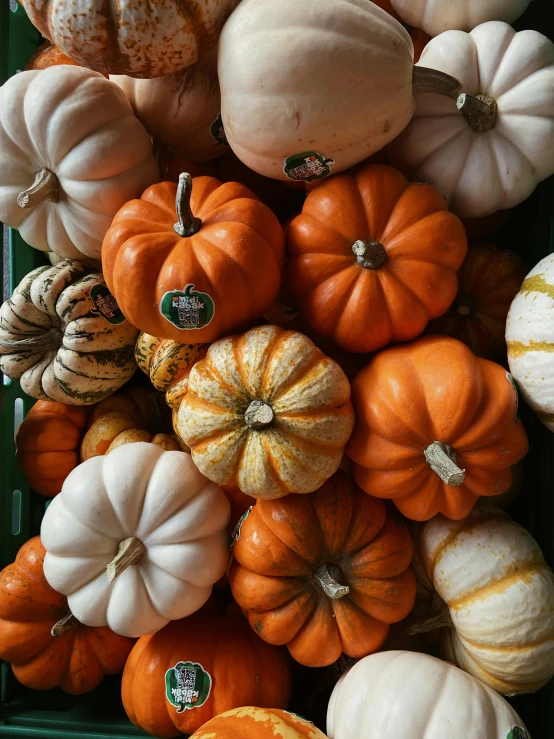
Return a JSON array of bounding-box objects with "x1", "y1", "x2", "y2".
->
[
  {"x1": 41, "y1": 442, "x2": 231, "y2": 637},
  {"x1": 390, "y1": 22, "x2": 554, "y2": 219},
  {"x1": 506, "y1": 254, "x2": 554, "y2": 432},
  {"x1": 0, "y1": 66, "x2": 159, "y2": 260},
  {"x1": 327, "y1": 651, "x2": 530, "y2": 739}
]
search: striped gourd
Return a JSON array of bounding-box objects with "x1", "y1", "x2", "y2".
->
[
  {"x1": 506, "y1": 253, "x2": 554, "y2": 431},
  {"x1": 0, "y1": 260, "x2": 139, "y2": 405}
]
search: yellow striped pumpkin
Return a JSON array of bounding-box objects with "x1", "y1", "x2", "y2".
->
[{"x1": 0, "y1": 260, "x2": 138, "y2": 405}]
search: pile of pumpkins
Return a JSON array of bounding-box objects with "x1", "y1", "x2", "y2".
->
[{"x1": 1, "y1": 0, "x2": 554, "y2": 737}]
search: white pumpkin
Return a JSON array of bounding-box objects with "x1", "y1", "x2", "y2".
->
[
  {"x1": 0, "y1": 260, "x2": 139, "y2": 405},
  {"x1": 0, "y1": 66, "x2": 159, "y2": 260},
  {"x1": 390, "y1": 0, "x2": 531, "y2": 37},
  {"x1": 41, "y1": 442, "x2": 231, "y2": 637},
  {"x1": 412, "y1": 504, "x2": 554, "y2": 695},
  {"x1": 327, "y1": 651, "x2": 530, "y2": 739},
  {"x1": 506, "y1": 254, "x2": 554, "y2": 432},
  {"x1": 390, "y1": 22, "x2": 554, "y2": 219}
]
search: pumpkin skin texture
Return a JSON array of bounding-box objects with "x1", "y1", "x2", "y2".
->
[
  {"x1": 415, "y1": 504, "x2": 554, "y2": 695},
  {"x1": 326, "y1": 651, "x2": 529, "y2": 739},
  {"x1": 25, "y1": 42, "x2": 80, "y2": 70},
  {"x1": 229, "y1": 472, "x2": 416, "y2": 668},
  {"x1": 427, "y1": 243, "x2": 526, "y2": 361},
  {"x1": 286, "y1": 164, "x2": 467, "y2": 354},
  {"x1": 177, "y1": 325, "x2": 355, "y2": 499},
  {"x1": 190, "y1": 707, "x2": 327, "y2": 739},
  {"x1": 347, "y1": 335, "x2": 529, "y2": 521},
  {"x1": 102, "y1": 175, "x2": 285, "y2": 344},
  {"x1": 0, "y1": 260, "x2": 139, "y2": 405},
  {"x1": 121, "y1": 613, "x2": 292, "y2": 738},
  {"x1": 390, "y1": 22, "x2": 554, "y2": 219},
  {"x1": 40, "y1": 442, "x2": 231, "y2": 637},
  {"x1": 0, "y1": 66, "x2": 159, "y2": 260},
  {"x1": 0, "y1": 537, "x2": 134, "y2": 695}
]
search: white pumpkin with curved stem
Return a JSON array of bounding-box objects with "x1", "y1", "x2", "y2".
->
[
  {"x1": 327, "y1": 651, "x2": 530, "y2": 739},
  {"x1": 390, "y1": 22, "x2": 554, "y2": 219},
  {"x1": 0, "y1": 66, "x2": 159, "y2": 260},
  {"x1": 40, "y1": 442, "x2": 231, "y2": 637}
]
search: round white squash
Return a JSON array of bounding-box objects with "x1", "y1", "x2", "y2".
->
[
  {"x1": 0, "y1": 66, "x2": 159, "y2": 260},
  {"x1": 390, "y1": 0, "x2": 531, "y2": 37},
  {"x1": 412, "y1": 504, "x2": 554, "y2": 695},
  {"x1": 506, "y1": 254, "x2": 554, "y2": 432},
  {"x1": 41, "y1": 442, "x2": 231, "y2": 637},
  {"x1": 0, "y1": 260, "x2": 139, "y2": 405},
  {"x1": 327, "y1": 651, "x2": 530, "y2": 739},
  {"x1": 390, "y1": 22, "x2": 554, "y2": 219}
]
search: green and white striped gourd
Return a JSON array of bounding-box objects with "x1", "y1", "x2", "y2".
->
[
  {"x1": 0, "y1": 260, "x2": 138, "y2": 405},
  {"x1": 506, "y1": 253, "x2": 554, "y2": 431}
]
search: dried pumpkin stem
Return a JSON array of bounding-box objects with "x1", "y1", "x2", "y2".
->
[
  {"x1": 412, "y1": 66, "x2": 463, "y2": 99},
  {"x1": 174, "y1": 172, "x2": 202, "y2": 237},
  {"x1": 245, "y1": 400, "x2": 274, "y2": 430},
  {"x1": 457, "y1": 93, "x2": 497, "y2": 132},
  {"x1": 424, "y1": 441, "x2": 465, "y2": 487},
  {"x1": 51, "y1": 611, "x2": 80, "y2": 637},
  {"x1": 0, "y1": 327, "x2": 61, "y2": 351},
  {"x1": 456, "y1": 295, "x2": 476, "y2": 317},
  {"x1": 314, "y1": 563, "x2": 350, "y2": 599},
  {"x1": 352, "y1": 240, "x2": 387, "y2": 270},
  {"x1": 106, "y1": 536, "x2": 146, "y2": 583},
  {"x1": 17, "y1": 168, "x2": 60, "y2": 208},
  {"x1": 407, "y1": 593, "x2": 452, "y2": 635}
]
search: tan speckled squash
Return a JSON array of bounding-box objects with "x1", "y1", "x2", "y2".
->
[{"x1": 177, "y1": 325, "x2": 355, "y2": 498}]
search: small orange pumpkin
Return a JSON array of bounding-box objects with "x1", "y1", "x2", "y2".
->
[
  {"x1": 190, "y1": 707, "x2": 327, "y2": 739},
  {"x1": 25, "y1": 42, "x2": 81, "y2": 70}
]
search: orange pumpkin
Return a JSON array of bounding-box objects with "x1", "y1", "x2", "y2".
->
[
  {"x1": 121, "y1": 610, "x2": 292, "y2": 738},
  {"x1": 228, "y1": 471, "x2": 416, "y2": 668},
  {"x1": 410, "y1": 28, "x2": 431, "y2": 62},
  {"x1": 102, "y1": 174, "x2": 285, "y2": 344},
  {"x1": 426, "y1": 244, "x2": 527, "y2": 361},
  {"x1": 347, "y1": 335, "x2": 529, "y2": 521},
  {"x1": 462, "y1": 209, "x2": 511, "y2": 240},
  {"x1": 158, "y1": 148, "x2": 220, "y2": 182},
  {"x1": 286, "y1": 164, "x2": 467, "y2": 354},
  {"x1": 222, "y1": 486, "x2": 255, "y2": 535},
  {"x1": 15, "y1": 401, "x2": 90, "y2": 497},
  {"x1": 25, "y1": 41, "x2": 81, "y2": 70},
  {"x1": 0, "y1": 537, "x2": 134, "y2": 694},
  {"x1": 190, "y1": 707, "x2": 327, "y2": 739}
]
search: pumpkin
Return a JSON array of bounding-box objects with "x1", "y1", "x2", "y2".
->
[
  {"x1": 370, "y1": 1, "x2": 430, "y2": 61},
  {"x1": 0, "y1": 260, "x2": 139, "y2": 405},
  {"x1": 506, "y1": 253, "x2": 554, "y2": 432},
  {"x1": 0, "y1": 537, "x2": 134, "y2": 695},
  {"x1": 121, "y1": 611, "x2": 293, "y2": 738},
  {"x1": 40, "y1": 442, "x2": 231, "y2": 637},
  {"x1": 427, "y1": 243, "x2": 526, "y2": 361},
  {"x1": 286, "y1": 164, "x2": 467, "y2": 354},
  {"x1": 217, "y1": 0, "x2": 465, "y2": 182},
  {"x1": 390, "y1": 22, "x2": 554, "y2": 219},
  {"x1": 21, "y1": 0, "x2": 239, "y2": 78},
  {"x1": 223, "y1": 486, "x2": 255, "y2": 536},
  {"x1": 15, "y1": 401, "x2": 90, "y2": 497},
  {"x1": 190, "y1": 707, "x2": 327, "y2": 739},
  {"x1": 347, "y1": 335, "x2": 529, "y2": 521},
  {"x1": 327, "y1": 651, "x2": 530, "y2": 739},
  {"x1": 462, "y1": 210, "x2": 511, "y2": 240},
  {"x1": 411, "y1": 504, "x2": 554, "y2": 695},
  {"x1": 0, "y1": 66, "x2": 159, "y2": 260},
  {"x1": 159, "y1": 152, "x2": 220, "y2": 182},
  {"x1": 228, "y1": 471, "x2": 416, "y2": 668},
  {"x1": 177, "y1": 325, "x2": 355, "y2": 498},
  {"x1": 111, "y1": 49, "x2": 229, "y2": 161},
  {"x1": 390, "y1": 0, "x2": 531, "y2": 36},
  {"x1": 25, "y1": 41, "x2": 80, "y2": 70},
  {"x1": 102, "y1": 174, "x2": 285, "y2": 344}
]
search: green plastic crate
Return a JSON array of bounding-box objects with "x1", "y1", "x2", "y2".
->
[{"x1": 1, "y1": 1, "x2": 554, "y2": 737}]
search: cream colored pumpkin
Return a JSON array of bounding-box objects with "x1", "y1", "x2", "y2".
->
[
  {"x1": 390, "y1": 22, "x2": 554, "y2": 218},
  {"x1": 0, "y1": 260, "x2": 138, "y2": 405},
  {"x1": 390, "y1": 0, "x2": 531, "y2": 37},
  {"x1": 0, "y1": 66, "x2": 159, "y2": 260},
  {"x1": 327, "y1": 651, "x2": 530, "y2": 739},
  {"x1": 506, "y1": 254, "x2": 554, "y2": 432},
  {"x1": 177, "y1": 325, "x2": 355, "y2": 498},
  {"x1": 413, "y1": 504, "x2": 554, "y2": 695},
  {"x1": 41, "y1": 442, "x2": 231, "y2": 637}
]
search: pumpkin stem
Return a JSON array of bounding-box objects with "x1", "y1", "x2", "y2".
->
[
  {"x1": 407, "y1": 593, "x2": 452, "y2": 635},
  {"x1": 457, "y1": 93, "x2": 497, "y2": 132},
  {"x1": 352, "y1": 240, "x2": 387, "y2": 270},
  {"x1": 245, "y1": 400, "x2": 274, "y2": 430},
  {"x1": 0, "y1": 327, "x2": 62, "y2": 351},
  {"x1": 174, "y1": 172, "x2": 202, "y2": 237},
  {"x1": 17, "y1": 168, "x2": 60, "y2": 209},
  {"x1": 51, "y1": 611, "x2": 80, "y2": 636},
  {"x1": 424, "y1": 441, "x2": 465, "y2": 487},
  {"x1": 456, "y1": 295, "x2": 476, "y2": 317},
  {"x1": 313, "y1": 563, "x2": 350, "y2": 599},
  {"x1": 412, "y1": 66, "x2": 463, "y2": 99},
  {"x1": 106, "y1": 536, "x2": 146, "y2": 583}
]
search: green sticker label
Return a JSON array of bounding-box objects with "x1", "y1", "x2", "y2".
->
[
  {"x1": 160, "y1": 284, "x2": 215, "y2": 331},
  {"x1": 90, "y1": 285, "x2": 126, "y2": 325},
  {"x1": 507, "y1": 728, "x2": 529, "y2": 739},
  {"x1": 210, "y1": 114, "x2": 228, "y2": 146},
  {"x1": 231, "y1": 506, "x2": 253, "y2": 546},
  {"x1": 506, "y1": 372, "x2": 520, "y2": 423},
  {"x1": 165, "y1": 661, "x2": 212, "y2": 713},
  {"x1": 283, "y1": 151, "x2": 335, "y2": 182}
]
